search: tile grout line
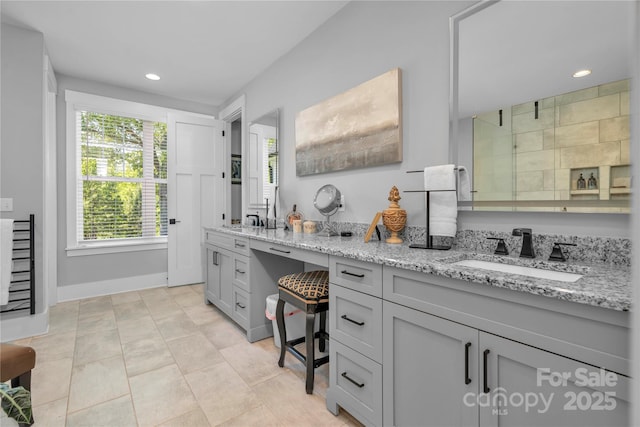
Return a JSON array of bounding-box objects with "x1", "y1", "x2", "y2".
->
[
  {"x1": 63, "y1": 301, "x2": 81, "y2": 425},
  {"x1": 143, "y1": 288, "x2": 206, "y2": 427},
  {"x1": 113, "y1": 291, "x2": 143, "y2": 427},
  {"x1": 154, "y1": 307, "x2": 202, "y2": 427}
]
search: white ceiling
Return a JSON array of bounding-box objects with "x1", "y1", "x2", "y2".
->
[
  {"x1": 459, "y1": 0, "x2": 634, "y2": 118},
  {"x1": 1, "y1": 1, "x2": 349, "y2": 106}
]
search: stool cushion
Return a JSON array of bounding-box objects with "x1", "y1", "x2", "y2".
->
[
  {"x1": 0, "y1": 343, "x2": 36, "y2": 383},
  {"x1": 278, "y1": 270, "x2": 329, "y2": 303}
]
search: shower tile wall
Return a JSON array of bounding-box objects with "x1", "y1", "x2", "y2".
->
[{"x1": 473, "y1": 79, "x2": 630, "y2": 212}]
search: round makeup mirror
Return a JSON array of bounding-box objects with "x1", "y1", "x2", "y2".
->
[{"x1": 313, "y1": 184, "x2": 341, "y2": 236}]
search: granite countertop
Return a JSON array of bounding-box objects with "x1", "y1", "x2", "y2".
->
[{"x1": 206, "y1": 226, "x2": 632, "y2": 312}]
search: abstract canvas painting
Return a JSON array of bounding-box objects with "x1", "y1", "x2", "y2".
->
[{"x1": 295, "y1": 68, "x2": 402, "y2": 176}]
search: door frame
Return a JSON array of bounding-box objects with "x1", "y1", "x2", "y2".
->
[
  {"x1": 218, "y1": 94, "x2": 246, "y2": 225},
  {"x1": 44, "y1": 54, "x2": 57, "y2": 307},
  {"x1": 167, "y1": 112, "x2": 224, "y2": 286}
]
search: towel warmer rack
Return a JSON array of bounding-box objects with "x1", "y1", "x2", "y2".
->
[{"x1": 1, "y1": 214, "x2": 35, "y2": 315}]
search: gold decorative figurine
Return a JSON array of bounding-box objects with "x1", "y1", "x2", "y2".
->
[{"x1": 382, "y1": 186, "x2": 407, "y2": 244}]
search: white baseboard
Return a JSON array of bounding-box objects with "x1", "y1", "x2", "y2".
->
[
  {"x1": 57, "y1": 272, "x2": 168, "y2": 302},
  {"x1": 0, "y1": 309, "x2": 49, "y2": 342}
]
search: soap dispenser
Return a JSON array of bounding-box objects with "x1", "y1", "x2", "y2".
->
[
  {"x1": 577, "y1": 173, "x2": 586, "y2": 190},
  {"x1": 588, "y1": 173, "x2": 598, "y2": 190}
]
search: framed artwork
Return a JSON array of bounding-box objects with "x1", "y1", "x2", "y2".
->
[
  {"x1": 231, "y1": 154, "x2": 241, "y2": 184},
  {"x1": 364, "y1": 212, "x2": 382, "y2": 243},
  {"x1": 295, "y1": 68, "x2": 402, "y2": 176}
]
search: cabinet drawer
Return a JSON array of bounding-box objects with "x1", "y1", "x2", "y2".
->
[
  {"x1": 233, "y1": 256, "x2": 250, "y2": 292},
  {"x1": 231, "y1": 237, "x2": 250, "y2": 256},
  {"x1": 330, "y1": 284, "x2": 382, "y2": 363},
  {"x1": 330, "y1": 257, "x2": 382, "y2": 297},
  {"x1": 204, "y1": 230, "x2": 250, "y2": 256},
  {"x1": 330, "y1": 340, "x2": 382, "y2": 427},
  {"x1": 232, "y1": 286, "x2": 250, "y2": 329},
  {"x1": 204, "y1": 229, "x2": 218, "y2": 245},
  {"x1": 250, "y1": 239, "x2": 329, "y2": 267}
]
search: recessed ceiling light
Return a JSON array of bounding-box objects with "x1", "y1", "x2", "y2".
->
[
  {"x1": 572, "y1": 69, "x2": 591, "y2": 78},
  {"x1": 145, "y1": 73, "x2": 160, "y2": 81}
]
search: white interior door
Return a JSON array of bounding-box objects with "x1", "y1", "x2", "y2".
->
[{"x1": 168, "y1": 113, "x2": 225, "y2": 287}]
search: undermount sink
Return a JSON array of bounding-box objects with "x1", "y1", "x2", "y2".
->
[{"x1": 452, "y1": 259, "x2": 583, "y2": 283}]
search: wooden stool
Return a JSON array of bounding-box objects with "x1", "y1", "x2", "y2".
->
[{"x1": 276, "y1": 270, "x2": 329, "y2": 394}]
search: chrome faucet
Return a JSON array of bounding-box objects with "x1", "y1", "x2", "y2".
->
[{"x1": 512, "y1": 228, "x2": 535, "y2": 258}]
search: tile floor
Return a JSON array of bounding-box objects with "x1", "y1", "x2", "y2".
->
[{"x1": 11, "y1": 284, "x2": 362, "y2": 427}]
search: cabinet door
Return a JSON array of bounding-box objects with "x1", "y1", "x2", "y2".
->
[
  {"x1": 205, "y1": 247, "x2": 233, "y2": 317},
  {"x1": 217, "y1": 248, "x2": 233, "y2": 317},
  {"x1": 479, "y1": 332, "x2": 630, "y2": 427},
  {"x1": 205, "y1": 248, "x2": 220, "y2": 304},
  {"x1": 383, "y1": 301, "x2": 479, "y2": 427}
]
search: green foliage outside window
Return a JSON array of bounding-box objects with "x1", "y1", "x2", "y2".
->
[{"x1": 79, "y1": 112, "x2": 167, "y2": 240}]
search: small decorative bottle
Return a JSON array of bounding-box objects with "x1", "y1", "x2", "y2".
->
[
  {"x1": 382, "y1": 186, "x2": 407, "y2": 244},
  {"x1": 588, "y1": 173, "x2": 598, "y2": 190},
  {"x1": 286, "y1": 204, "x2": 303, "y2": 226},
  {"x1": 577, "y1": 173, "x2": 586, "y2": 190}
]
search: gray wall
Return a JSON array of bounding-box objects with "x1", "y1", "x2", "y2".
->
[
  {"x1": 55, "y1": 74, "x2": 217, "y2": 287},
  {"x1": 222, "y1": 0, "x2": 630, "y2": 238},
  {"x1": 1, "y1": 24, "x2": 45, "y2": 313}
]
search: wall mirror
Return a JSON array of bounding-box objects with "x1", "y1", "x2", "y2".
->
[
  {"x1": 450, "y1": 0, "x2": 633, "y2": 213},
  {"x1": 248, "y1": 109, "x2": 279, "y2": 210}
]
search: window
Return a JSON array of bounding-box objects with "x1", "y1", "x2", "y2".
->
[
  {"x1": 66, "y1": 91, "x2": 170, "y2": 255},
  {"x1": 263, "y1": 136, "x2": 278, "y2": 202},
  {"x1": 79, "y1": 112, "x2": 167, "y2": 240}
]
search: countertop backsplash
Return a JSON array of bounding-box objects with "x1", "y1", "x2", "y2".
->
[
  {"x1": 454, "y1": 229, "x2": 631, "y2": 267},
  {"x1": 305, "y1": 220, "x2": 631, "y2": 266}
]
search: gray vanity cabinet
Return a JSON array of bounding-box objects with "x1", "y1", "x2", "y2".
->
[
  {"x1": 382, "y1": 266, "x2": 630, "y2": 427},
  {"x1": 205, "y1": 246, "x2": 233, "y2": 316},
  {"x1": 204, "y1": 231, "x2": 279, "y2": 342},
  {"x1": 383, "y1": 301, "x2": 630, "y2": 427},
  {"x1": 382, "y1": 300, "x2": 479, "y2": 427},
  {"x1": 479, "y1": 332, "x2": 630, "y2": 427},
  {"x1": 203, "y1": 229, "x2": 631, "y2": 427}
]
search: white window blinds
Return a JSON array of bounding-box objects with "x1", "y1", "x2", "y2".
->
[
  {"x1": 76, "y1": 111, "x2": 167, "y2": 242},
  {"x1": 263, "y1": 136, "x2": 278, "y2": 203}
]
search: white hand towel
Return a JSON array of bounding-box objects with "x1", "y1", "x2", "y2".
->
[
  {"x1": 457, "y1": 166, "x2": 472, "y2": 201},
  {"x1": 424, "y1": 165, "x2": 457, "y2": 237},
  {"x1": 1, "y1": 219, "x2": 14, "y2": 306},
  {"x1": 266, "y1": 185, "x2": 277, "y2": 220}
]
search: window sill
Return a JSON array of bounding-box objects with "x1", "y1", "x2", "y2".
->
[{"x1": 66, "y1": 238, "x2": 168, "y2": 257}]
